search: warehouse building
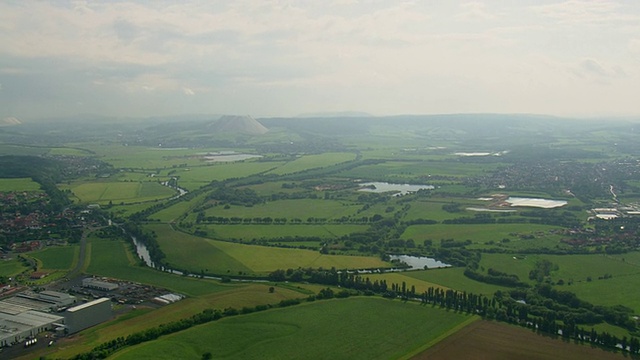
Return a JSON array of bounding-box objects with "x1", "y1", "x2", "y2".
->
[
  {"x1": 4, "y1": 290, "x2": 76, "y2": 312},
  {"x1": 0, "y1": 302, "x2": 64, "y2": 347},
  {"x1": 35, "y1": 291, "x2": 77, "y2": 307},
  {"x1": 82, "y1": 277, "x2": 119, "y2": 292},
  {"x1": 64, "y1": 298, "x2": 113, "y2": 334}
]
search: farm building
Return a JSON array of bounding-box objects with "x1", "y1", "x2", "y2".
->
[
  {"x1": 64, "y1": 298, "x2": 112, "y2": 334},
  {"x1": 82, "y1": 277, "x2": 119, "y2": 291},
  {"x1": 0, "y1": 301, "x2": 64, "y2": 347}
]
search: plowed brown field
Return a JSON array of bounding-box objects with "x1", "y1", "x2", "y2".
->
[{"x1": 413, "y1": 320, "x2": 626, "y2": 360}]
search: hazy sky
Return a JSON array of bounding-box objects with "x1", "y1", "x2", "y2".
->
[{"x1": 1, "y1": 1, "x2": 639, "y2": 119}]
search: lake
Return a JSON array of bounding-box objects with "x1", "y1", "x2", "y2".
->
[
  {"x1": 203, "y1": 152, "x2": 263, "y2": 162},
  {"x1": 358, "y1": 182, "x2": 434, "y2": 196},
  {"x1": 389, "y1": 255, "x2": 451, "y2": 270}
]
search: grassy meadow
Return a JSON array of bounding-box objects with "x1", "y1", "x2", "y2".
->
[
  {"x1": 0, "y1": 177, "x2": 41, "y2": 192},
  {"x1": 85, "y1": 235, "x2": 230, "y2": 297},
  {"x1": 266, "y1": 152, "x2": 356, "y2": 175},
  {"x1": 203, "y1": 198, "x2": 362, "y2": 219},
  {"x1": 30, "y1": 245, "x2": 78, "y2": 271},
  {"x1": 480, "y1": 252, "x2": 640, "y2": 312},
  {"x1": 149, "y1": 194, "x2": 207, "y2": 222},
  {"x1": 147, "y1": 224, "x2": 389, "y2": 275},
  {"x1": 199, "y1": 224, "x2": 367, "y2": 242},
  {"x1": 167, "y1": 161, "x2": 284, "y2": 190},
  {"x1": 111, "y1": 297, "x2": 476, "y2": 360},
  {"x1": 0, "y1": 257, "x2": 28, "y2": 278},
  {"x1": 401, "y1": 223, "x2": 564, "y2": 250},
  {"x1": 64, "y1": 181, "x2": 176, "y2": 204},
  {"x1": 403, "y1": 268, "x2": 509, "y2": 296}
]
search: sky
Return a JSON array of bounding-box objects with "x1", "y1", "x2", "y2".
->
[{"x1": 1, "y1": 0, "x2": 639, "y2": 119}]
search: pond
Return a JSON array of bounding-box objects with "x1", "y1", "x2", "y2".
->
[
  {"x1": 389, "y1": 255, "x2": 451, "y2": 270},
  {"x1": 358, "y1": 182, "x2": 434, "y2": 196},
  {"x1": 466, "y1": 207, "x2": 516, "y2": 213},
  {"x1": 201, "y1": 151, "x2": 263, "y2": 162}
]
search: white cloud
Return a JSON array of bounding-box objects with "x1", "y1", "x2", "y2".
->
[
  {"x1": 0, "y1": 1, "x2": 639, "y2": 118},
  {"x1": 630, "y1": 38, "x2": 640, "y2": 54},
  {"x1": 456, "y1": 2, "x2": 496, "y2": 21},
  {"x1": 579, "y1": 58, "x2": 626, "y2": 79},
  {"x1": 531, "y1": 1, "x2": 639, "y2": 26}
]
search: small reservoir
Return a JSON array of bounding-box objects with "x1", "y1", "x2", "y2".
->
[
  {"x1": 358, "y1": 182, "x2": 434, "y2": 196},
  {"x1": 389, "y1": 255, "x2": 451, "y2": 270}
]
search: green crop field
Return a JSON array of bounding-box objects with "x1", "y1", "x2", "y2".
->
[
  {"x1": 64, "y1": 181, "x2": 176, "y2": 204},
  {"x1": 0, "y1": 177, "x2": 41, "y2": 192},
  {"x1": 403, "y1": 268, "x2": 509, "y2": 296},
  {"x1": 47, "y1": 147, "x2": 93, "y2": 156},
  {"x1": 109, "y1": 202, "x2": 160, "y2": 218},
  {"x1": 0, "y1": 144, "x2": 49, "y2": 156},
  {"x1": 366, "y1": 272, "x2": 449, "y2": 294},
  {"x1": 204, "y1": 198, "x2": 362, "y2": 219},
  {"x1": 111, "y1": 297, "x2": 476, "y2": 360},
  {"x1": 480, "y1": 252, "x2": 640, "y2": 312},
  {"x1": 85, "y1": 235, "x2": 231, "y2": 297},
  {"x1": 30, "y1": 246, "x2": 78, "y2": 270},
  {"x1": 149, "y1": 194, "x2": 206, "y2": 222},
  {"x1": 401, "y1": 223, "x2": 564, "y2": 249},
  {"x1": 40, "y1": 283, "x2": 308, "y2": 360},
  {"x1": 0, "y1": 257, "x2": 28, "y2": 278},
  {"x1": 148, "y1": 224, "x2": 389, "y2": 275},
  {"x1": 196, "y1": 224, "x2": 367, "y2": 241},
  {"x1": 266, "y1": 152, "x2": 356, "y2": 175},
  {"x1": 79, "y1": 145, "x2": 208, "y2": 169},
  {"x1": 169, "y1": 161, "x2": 284, "y2": 190}
]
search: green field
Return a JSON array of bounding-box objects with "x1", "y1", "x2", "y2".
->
[
  {"x1": 65, "y1": 181, "x2": 176, "y2": 204},
  {"x1": 403, "y1": 268, "x2": 508, "y2": 296},
  {"x1": 0, "y1": 257, "x2": 28, "y2": 278},
  {"x1": 78, "y1": 145, "x2": 209, "y2": 169},
  {"x1": 85, "y1": 235, "x2": 231, "y2": 297},
  {"x1": 401, "y1": 223, "x2": 564, "y2": 250},
  {"x1": 204, "y1": 198, "x2": 362, "y2": 219},
  {"x1": 480, "y1": 252, "x2": 640, "y2": 312},
  {"x1": 148, "y1": 224, "x2": 389, "y2": 275},
  {"x1": 0, "y1": 177, "x2": 41, "y2": 192},
  {"x1": 168, "y1": 161, "x2": 284, "y2": 191},
  {"x1": 0, "y1": 144, "x2": 49, "y2": 156},
  {"x1": 150, "y1": 194, "x2": 206, "y2": 223},
  {"x1": 30, "y1": 246, "x2": 78, "y2": 270},
  {"x1": 47, "y1": 147, "x2": 93, "y2": 156},
  {"x1": 197, "y1": 224, "x2": 368, "y2": 241},
  {"x1": 112, "y1": 297, "x2": 476, "y2": 360},
  {"x1": 37, "y1": 283, "x2": 309, "y2": 360},
  {"x1": 266, "y1": 152, "x2": 356, "y2": 175}
]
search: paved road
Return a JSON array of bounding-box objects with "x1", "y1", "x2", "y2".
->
[{"x1": 67, "y1": 227, "x2": 93, "y2": 278}]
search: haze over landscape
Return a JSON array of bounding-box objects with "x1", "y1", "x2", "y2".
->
[
  {"x1": 5, "y1": 2, "x2": 640, "y2": 360},
  {"x1": 1, "y1": 0, "x2": 639, "y2": 119}
]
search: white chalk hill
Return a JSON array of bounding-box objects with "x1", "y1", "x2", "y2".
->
[{"x1": 209, "y1": 115, "x2": 269, "y2": 135}]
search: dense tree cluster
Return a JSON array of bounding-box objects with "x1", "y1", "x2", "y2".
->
[{"x1": 206, "y1": 186, "x2": 263, "y2": 207}]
